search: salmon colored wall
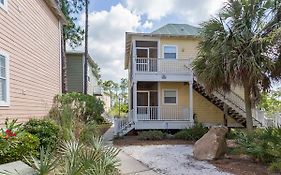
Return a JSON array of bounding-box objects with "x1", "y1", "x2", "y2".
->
[{"x1": 0, "y1": 0, "x2": 61, "y2": 124}]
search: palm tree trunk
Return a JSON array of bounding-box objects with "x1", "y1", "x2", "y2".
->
[
  {"x1": 244, "y1": 85, "x2": 253, "y2": 130},
  {"x1": 61, "y1": 33, "x2": 67, "y2": 93},
  {"x1": 83, "y1": 0, "x2": 89, "y2": 94}
]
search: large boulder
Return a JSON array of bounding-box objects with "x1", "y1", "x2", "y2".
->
[{"x1": 193, "y1": 126, "x2": 228, "y2": 160}]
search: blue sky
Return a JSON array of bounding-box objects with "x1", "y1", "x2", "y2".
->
[{"x1": 74, "y1": 0, "x2": 227, "y2": 83}]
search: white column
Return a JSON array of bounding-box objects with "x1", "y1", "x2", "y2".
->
[
  {"x1": 189, "y1": 81, "x2": 193, "y2": 122},
  {"x1": 133, "y1": 81, "x2": 137, "y2": 122}
]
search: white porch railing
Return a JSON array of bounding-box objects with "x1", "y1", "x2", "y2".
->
[
  {"x1": 134, "y1": 58, "x2": 192, "y2": 74},
  {"x1": 254, "y1": 110, "x2": 281, "y2": 127},
  {"x1": 136, "y1": 106, "x2": 190, "y2": 121},
  {"x1": 114, "y1": 109, "x2": 134, "y2": 136}
]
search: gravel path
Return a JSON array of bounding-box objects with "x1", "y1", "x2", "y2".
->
[{"x1": 121, "y1": 145, "x2": 232, "y2": 175}]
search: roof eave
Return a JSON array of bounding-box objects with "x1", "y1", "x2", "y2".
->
[{"x1": 45, "y1": 0, "x2": 67, "y2": 25}]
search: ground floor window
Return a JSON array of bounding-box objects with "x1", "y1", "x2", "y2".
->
[
  {"x1": 0, "y1": 52, "x2": 9, "y2": 106},
  {"x1": 163, "y1": 89, "x2": 177, "y2": 104}
]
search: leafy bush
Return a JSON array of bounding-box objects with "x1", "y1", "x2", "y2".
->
[
  {"x1": 50, "y1": 92, "x2": 105, "y2": 124},
  {"x1": 174, "y1": 123, "x2": 208, "y2": 141},
  {"x1": 27, "y1": 137, "x2": 120, "y2": 175},
  {"x1": 0, "y1": 128, "x2": 40, "y2": 164},
  {"x1": 109, "y1": 103, "x2": 129, "y2": 117},
  {"x1": 80, "y1": 121, "x2": 100, "y2": 144},
  {"x1": 23, "y1": 119, "x2": 61, "y2": 151},
  {"x1": 138, "y1": 130, "x2": 165, "y2": 140},
  {"x1": 235, "y1": 127, "x2": 281, "y2": 172}
]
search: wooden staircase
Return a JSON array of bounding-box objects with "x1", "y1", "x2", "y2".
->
[{"x1": 193, "y1": 79, "x2": 261, "y2": 127}]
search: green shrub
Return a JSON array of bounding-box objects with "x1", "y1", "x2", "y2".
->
[
  {"x1": 235, "y1": 127, "x2": 281, "y2": 172},
  {"x1": 226, "y1": 128, "x2": 240, "y2": 139},
  {"x1": 80, "y1": 121, "x2": 100, "y2": 144},
  {"x1": 51, "y1": 92, "x2": 105, "y2": 124},
  {"x1": 23, "y1": 119, "x2": 61, "y2": 151},
  {"x1": 174, "y1": 123, "x2": 208, "y2": 141},
  {"x1": 138, "y1": 130, "x2": 165, "y2": 140},
  {"x1": 109, "y1": 103, "x2": 129, "y2": 117},
  {"x1": 0, "y1": 131, "x2": 40, "y2": 164}
]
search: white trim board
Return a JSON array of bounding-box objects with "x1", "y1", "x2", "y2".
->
[{"x1": 0, "y1": 50, "x2": 10, "y2": 107}]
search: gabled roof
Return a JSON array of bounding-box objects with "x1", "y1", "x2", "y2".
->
[{"x1": 151, "y1": 24, "x2": 200, "y2": 36}]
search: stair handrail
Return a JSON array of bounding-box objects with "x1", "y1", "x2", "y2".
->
[{"x1": 193, "y1": 78, "x2": 263, "y2": 126}]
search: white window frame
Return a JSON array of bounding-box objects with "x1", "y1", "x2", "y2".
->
[
  {"x1": 0, "y1": 0, "x2": 8, "y2": 11},
  {"x1": 0, "y1": 50, "x2": 10, "y2": 106},
  {"x1": 162, "y1": 45, "x2": 178, "y2": 59},
  {"x1": 162, "y1": 89, "x2": 178, "y2": 105}
]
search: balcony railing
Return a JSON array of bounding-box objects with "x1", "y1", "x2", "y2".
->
[
  {"x1": 136, "y1": 106, "x2": 191, "y2": 121},
  {"x1": 134, "y1": 58, "x2": 192, "y2": 74}
]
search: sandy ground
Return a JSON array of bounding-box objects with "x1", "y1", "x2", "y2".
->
[{"x1": 121, "y1": 145, "x2": 232, "y2": 175}]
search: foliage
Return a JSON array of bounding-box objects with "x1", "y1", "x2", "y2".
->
[
  {"x1": 138, "y1": 130, "x2": 165, "y2": 140},
  {"x1": 0, "y1": 119, "x2": 40, "y2": 164},
  {"x1": 25, "y1": 147, "x2": 60, "y2": 175},
  {"x1": 23, "y1": 119, "x2": 61, "y2": 151},
  {"x1": 50, "y1": 92, "x2": 105, "y2": 124},
  {"x1": 192, "y1": 0, "x2": 281, "y2": 130},
  {"x1": 174, "y1": 123, "x2": 209, "y2": 141},
  {"x1": 109, "y1": 103, "x2": 129, "y2": 117},
  {"x1": 102, "y1": 78, "x2": 129, "y2": 107},
  {"x1": 0, "y1": 131, "x2": 40, "y2": 164},
  {"x1": 58, "y1": 0, "x2": 85, "y2": 48},
  {"x1": 50, "y1": 104, "x2": 76, "y2": 141},
  {"x1": 235, "y1": 127, "x2": 281, "y2": 172},
  {"x1": 27, "y1": 138, "x2": 120, "y2": 175},
  {"x1": 80, "y1": 122, "x2": 112, "y2": 144},
  {"x1": 259, "y1": 90, "x2": 281, "y2": 116},
  {"x1": 79, "y1": 121, "x2": 100, "y2": 144}
]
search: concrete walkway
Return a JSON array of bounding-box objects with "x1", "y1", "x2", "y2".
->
[{"x1": 102, "y1": 115, "x2": 159, "y2": 175}]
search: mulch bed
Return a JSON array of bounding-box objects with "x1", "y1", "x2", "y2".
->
[
  {"x1": 210, "y1": 155, "x2": 270, "y2": 175},
  {"x1": 98, "y1": 123, "x2": 112, "y2": 135},
  {"x1": 114, "y1": 136, "x2": 271, "y2": 175}
]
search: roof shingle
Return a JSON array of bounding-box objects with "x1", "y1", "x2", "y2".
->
[{"x1": 151, "y1": 23, "x2": 200, "y2": 36}]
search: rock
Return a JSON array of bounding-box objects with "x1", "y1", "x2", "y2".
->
[
  {"x1": 0, "y1": 161, "x2": 36, "y2": 175},
  {"x1": 193, "y1": 126, "x2": 228, "y2": 160}
]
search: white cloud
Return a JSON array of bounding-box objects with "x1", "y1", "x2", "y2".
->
[
  {"x1": 142, "y1": 21, "x2": 153, "y2": 29},
  {"x1": 78, "y1": 3, "x2": 141, "y2": 82},
  {"x1": 125, "y1": 0, "x2": 226, "y2": 25}
]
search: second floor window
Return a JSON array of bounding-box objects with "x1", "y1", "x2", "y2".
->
[{"x1": 163, "y1": 46, "x2": 177, "y2": 59}]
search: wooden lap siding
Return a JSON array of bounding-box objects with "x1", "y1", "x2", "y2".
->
[
  {"x1": 66, "y1": 55, "x2": 83, "y2": 93},
  {"x1": 0, "y1": 0, "x2": 61, "y2": 123}
]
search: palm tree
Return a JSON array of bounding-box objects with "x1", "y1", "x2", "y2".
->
[
  {"x1": 83, "y1": 0, "x2": 89, "y2": 94},
  {"x1": 193, "y1": 0, "x2": 281, "y2": 130}
]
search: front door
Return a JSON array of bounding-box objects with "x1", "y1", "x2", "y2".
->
[{"x1": 137, "y1": 91, "x2": 149, "y2": 120}]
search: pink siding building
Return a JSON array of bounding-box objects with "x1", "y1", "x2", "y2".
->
[{"x1": 0, "y1": 0, "x2": 65, "y2": 123}]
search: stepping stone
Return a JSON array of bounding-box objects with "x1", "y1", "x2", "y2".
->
[{"x1": 0, "y1": 161, "x2": 36, "y2": 175}]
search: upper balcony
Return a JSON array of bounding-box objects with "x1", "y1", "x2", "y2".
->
[{"x1": 132, "y1": 57, "x2": 193, "y2": 82}]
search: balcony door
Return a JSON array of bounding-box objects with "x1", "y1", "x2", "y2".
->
[{"x1": 135, "y1": 41, "x2": 158, "y2": 72}]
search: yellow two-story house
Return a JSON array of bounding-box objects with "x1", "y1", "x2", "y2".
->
[{"x1": 115, "y1": 24, "x2": 262, "y2": 136}]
